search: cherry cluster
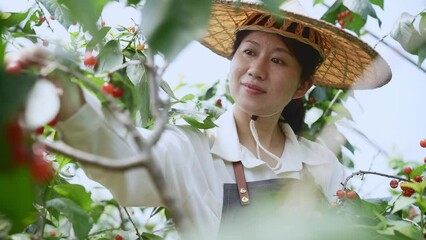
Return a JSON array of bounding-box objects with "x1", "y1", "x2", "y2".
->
[
  {"x1": 335, "y1": 189, "x2": 357, "y2": 200},
  {"x1": 101, "y1": 82, "x2": 124, "y2": 98},
  {"x1": 336, "y1": 9, "x2": 353, "y2": 28},
  {"x1": 388, "y1": 139, "x2": 426, "y2": 197}
]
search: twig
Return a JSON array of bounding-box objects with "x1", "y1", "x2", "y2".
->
[
  {"x1": 342, "y1": 170, "x2": 409, "y2": 190},
  {"x1": 123, "y1": 207, "x2": 143, "y2": 240},
  {"x1": 34, "y1": 0, "x2": 54, "y2": 33},
  {"x1": 323, "y1": 89, "x2": 343, "y2": 117},
  {"x1": 38, "y1": 138, "x2": 150, "y2": 170}
]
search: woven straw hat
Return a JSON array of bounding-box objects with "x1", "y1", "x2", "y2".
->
[{"x1": 201, "y1": 0, "x2": 392, "y2": 89}]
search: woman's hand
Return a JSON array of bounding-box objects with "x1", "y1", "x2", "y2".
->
[{"x1": 4, "y1": 45, "x2": 86, "y2": 122}]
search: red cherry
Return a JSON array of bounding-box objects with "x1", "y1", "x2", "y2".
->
[
  {"x1": 35, "y1": 127, "x2": 44, "y2": 135},
  {"x1": 112, "y1": 87, "x2": 124, "y2": 98},
  {"x1": 30, "y1": 154, "x2": 53, "y2": 183},
  {"x1": 346, "y1": 190, "x2": 357, "y2": 199},
  {"x1": 49, "y1": 231, "x2": 56, "y2": 237},
  {"x1": 389, "y1": 179, "x2": 398, "y2": 189},
  {"x1": 39, "y1": 16, "x2": 46, "y2": 23},
  {"x1": 343, "y1": 10, "x2": 350, "y2": 17},
  {"x1": 215, "y1": 99, "x2": 223, "y2": 108},
  {"x1": 50, "y1": 15, "x2": 55, "y2": 20},
  {"x1": 338, "y1": 20, "x2": 345, "y2": 28},
  {"x1": 115, "y1": 235, "x2": 123, "y2": 240},
  {"x1": 414, "y1": 175, "x2": 423, "y2": 183},
  {"x1": 402, "y1": 188, "x2": 415, "y2": 197},
  {"x1": 336, "y1": 189, "x2": 345, "y2": 199},
  {"x1": 6, "y1": 62, "x2": 22, "y2": 74},
  {"x1": 404, "y1": 167, "x2": 413, "y2": 175},
  {"x1": 308, "y1": 97, "x2": 316, "y2": 104},
  {"x1": 349, "y1": 16, "x2": 354, "y2": 23},
  {"x1": 101, "y1": 82, "x2": 115, "y2": 95},
  {"x1": 420, "y1": 139, "x2": 426, "y2": 148},
  {"x1": 83, "y1": 53, "x2": 97, "y2": 67}
]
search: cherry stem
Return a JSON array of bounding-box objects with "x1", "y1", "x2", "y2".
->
[{"x1": 342, "y1": 170, "x2": 410, "y2": 190}]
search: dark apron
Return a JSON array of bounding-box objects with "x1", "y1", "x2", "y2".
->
[{"x1": 218, "y1": 168, "x2": 329, "y2": 239}]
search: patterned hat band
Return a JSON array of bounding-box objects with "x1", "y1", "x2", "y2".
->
[{"x1": 236, "y1": 13, "x2": 326, "y2": 60}]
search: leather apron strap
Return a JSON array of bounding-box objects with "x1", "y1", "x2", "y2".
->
[{"x1": 232, "y1": 161, "x2": 250, "y2": 206}]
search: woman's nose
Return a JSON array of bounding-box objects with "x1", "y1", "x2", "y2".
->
[{"x1": 248, "y1": 57, "x2": 267, "y2": 80}]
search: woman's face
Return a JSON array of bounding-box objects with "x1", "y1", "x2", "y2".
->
[{"x1": 229, "y1": 31, "x2": 309, "y2": 117}]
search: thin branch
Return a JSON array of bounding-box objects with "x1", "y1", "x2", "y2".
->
[
  {"x1": 342, "y1": 170, "x2": 410, "y2": 189},
  {"x1": 34, "y1": 0, "x2": 54, "y2": 33},
  {"x1": 123, "y1": 207, "x2": 143, "y2": 240},
  {"x1": 39, "y1": 137, "x2": 150, "y2": 170}
]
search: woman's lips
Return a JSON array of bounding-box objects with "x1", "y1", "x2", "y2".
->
[{"x1": 242, "y1": 82, "x2": 266, "y2": 94}]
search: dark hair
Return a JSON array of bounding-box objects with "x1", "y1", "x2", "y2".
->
[{"x1": 231, "y1": 30, "x2": 323, "y2": 134}]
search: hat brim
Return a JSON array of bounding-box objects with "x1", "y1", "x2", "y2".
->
[{"x1": 201, "y1": 0, "x2": 392, "y2": 89}]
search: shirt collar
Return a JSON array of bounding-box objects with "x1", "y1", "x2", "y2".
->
[
  {"x1": 209, "y1": 106, "x2": 241, "y2": 162},
  {"x1": 209, "y1": 107, "x2": 329, "y2": 173}
]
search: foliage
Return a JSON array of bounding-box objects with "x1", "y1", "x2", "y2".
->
[{"x1": 0, "y1": 0, "x2": 425, "y2": 239}]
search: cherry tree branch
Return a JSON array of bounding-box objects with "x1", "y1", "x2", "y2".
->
[
  {"x1": 342, "y1": 170, "x2": 410, "y2": 190},
  {"x1": 38, "y1": 137, "x2": 150, "y2": 170},
  {"x1": 36, "y1": 50, "x2": 188, "y2": 231}
]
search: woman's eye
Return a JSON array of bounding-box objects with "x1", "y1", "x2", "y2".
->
[
  {"x1": 271, "y1": 58, "x2": 284, "y2": 65},
  {"x1": 243, "y1": 49, "x2": 255, "y2": 56}
]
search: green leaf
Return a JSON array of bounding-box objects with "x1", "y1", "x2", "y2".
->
[
  {"x1": 59, "y1": 0, "x2": 109, "y2": 41},
  {"x1": 410, "y1": 164, "x2": 426, "y2": 179},
  {"x1": 369, "y1": 0, "x2": 384, "y2": 9},
  {"x1": 0, "y1": 167, "x2": 36, "y2": 233},
  {"x1": 320, "y1": 0, "x2": 343, "y2": 24},
  {"x1": 142, "y1": 232, "x2": 164, "y2": 240},
  {"x1": 40, "y1": 0, "x2": 73, "y2": 29},
  {"x1": 181, "y1": 94, "x2": 195, "y2": 101},
  {"x1": 182, "y1": 114, "x2": 217, "y2": 129},
  {"x1": 46, "y1": 198, "x2": 93, "y2": 240},
  {"x1": 161, "y1": 80, "x2": 178, "y2": 100},
  {"x1": 140, "y1": 0, "x2": 211, "y2": 59},
  {"x1": 418, "y1": 45, "x2": 426, "y2": 66},
  {"x1": 97, "y1": 40, "x2": 123, "y2": 73},
  {"x1": 127, "y1": 0, "x2": 142, "y2": 6},
  {"x1": 200, "y1": 81, "x2": 219, "y2": 101},
  {"x1": 0, "y1": 11, "x2": 30, "y2": 28},
  {"x1": 86, "y1": 27, "x2": 111, "y2": 50},
  {"x1": 126, "y1": 56, "x2": 145, "y2": 85},
  {"x1": 53, "y1": 184, "x2": 93, "y2": 211},
  {"x1": 313, "y1": 0, "x2": 325, "y2": 6},
  {"x1": 420, "y1": 13, "x2": 426, "y2": 38},
  {"x1": 390, "y1": 13, "x2": 425, "y2": 55},
  {"x1": 343, "y1": 0, "x2": 381, "y2": 26},
  {"x1": 391, "y1": 197, "x2": 416, "y2": 214},
  {"x1": 136, "y1": 73, "x2": 152, "y2": 128}
]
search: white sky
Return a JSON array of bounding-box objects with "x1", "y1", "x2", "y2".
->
[{"x1": 1, "y1": 0, "x2": 426, "y2": 198}]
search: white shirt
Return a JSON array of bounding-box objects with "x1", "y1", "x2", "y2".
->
[{"x1": 57, "y1": 91, "x2": 345, "y2": 239}]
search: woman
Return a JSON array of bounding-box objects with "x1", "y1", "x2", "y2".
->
[{"x1": 5, "y1": 0, "x2": 392, "y2": 239}]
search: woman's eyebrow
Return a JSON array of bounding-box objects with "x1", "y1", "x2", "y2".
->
[{"x1": 245, "y1": 39, "x2": 291, "y2": 55}]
